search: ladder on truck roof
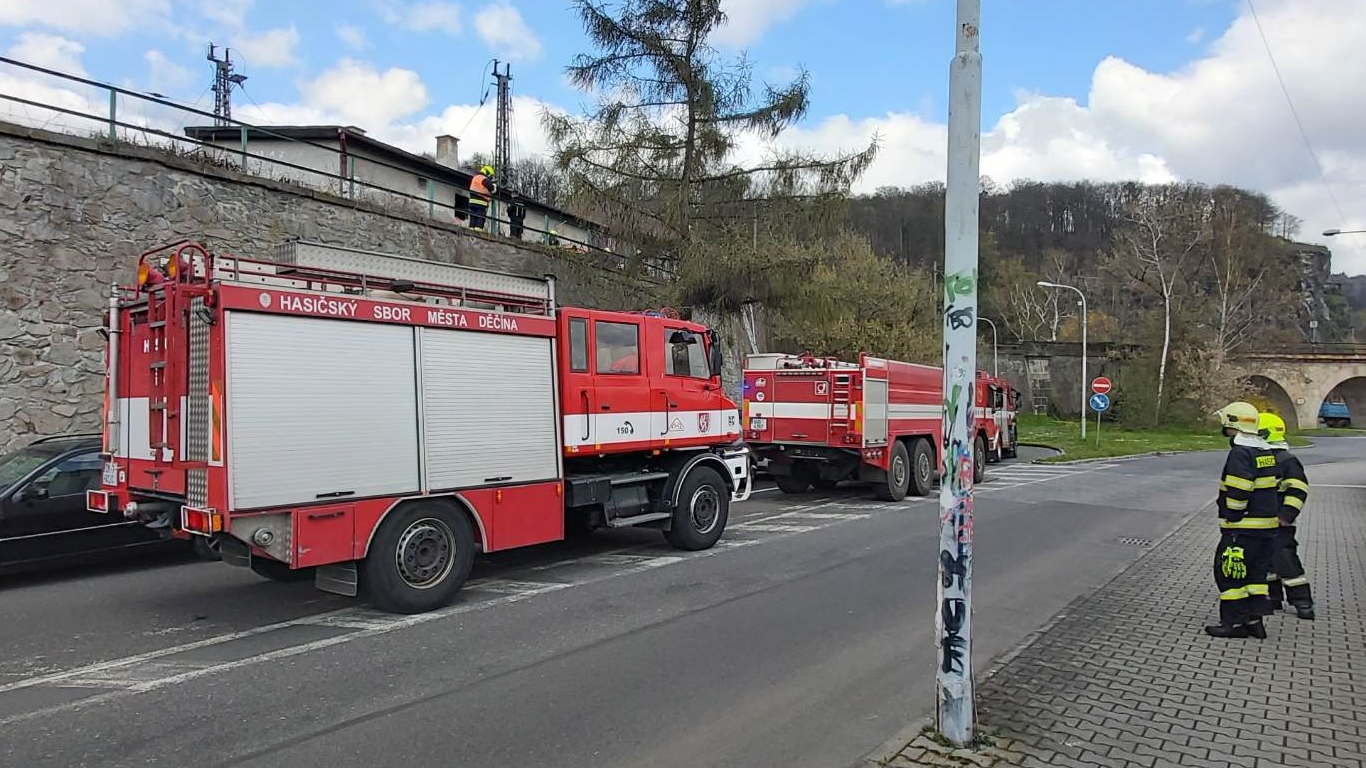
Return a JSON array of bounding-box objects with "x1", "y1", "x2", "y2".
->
[{"x1": 210, "y1": 241, "x2": 556, "y2": 315}]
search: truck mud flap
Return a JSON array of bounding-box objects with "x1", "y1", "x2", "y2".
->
[{"x1": 723, "y1": 446, "x2": 753, "y2": 503}]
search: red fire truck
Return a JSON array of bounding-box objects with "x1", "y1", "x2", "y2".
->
[
  {"x1": 88, "y1": 240, "x2": 751, "y2": 613},
  {"x1": 741, "y1": 352, "x2": 1018, "y2": 499}
]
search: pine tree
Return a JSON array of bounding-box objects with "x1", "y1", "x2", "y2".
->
[{"x1": 543, "y1": 0, "x2": 877, "y2": 308}]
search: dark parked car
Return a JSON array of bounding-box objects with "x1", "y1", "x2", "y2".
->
[{"x1": 0, "y1": 435, "x2": 214, "y2": 572}]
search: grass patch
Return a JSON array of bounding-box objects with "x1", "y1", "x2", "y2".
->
[
  {"x1": 1295, "y1": 426, "x2": 1366, "y2": 438},
  {"x1": 1019, "y1": 413, "x2": 1311, "y2": 462}
]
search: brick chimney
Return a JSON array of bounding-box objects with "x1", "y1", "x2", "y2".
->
[{"x1": 435, "y1": 135, "x2": 460, "y2": 168}]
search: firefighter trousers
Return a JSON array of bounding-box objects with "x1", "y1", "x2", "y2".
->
[
  {"x1": 1268, "y1": 526, "x2": 1313, "y2": 608},
  {"x1": 1213, "y1": 530, "x2": 1273, "y2": 626}
]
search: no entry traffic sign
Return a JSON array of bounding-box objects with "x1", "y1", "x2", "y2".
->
[{"x1": 1091, "y1": 377, "x2": 1112, "y2": 395}]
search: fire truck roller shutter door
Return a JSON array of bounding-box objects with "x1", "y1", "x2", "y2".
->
[
  {"x1": 418, "y1": 327, "x2": 560, "y2": 490},
  {"x1": 225, "y1": 312, "x2": 420, "y2": 510}
]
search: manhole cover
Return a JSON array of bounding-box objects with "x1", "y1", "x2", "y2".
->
[{"x1": 1119, "y1": 537, "x2": 1154, "y2": 547}]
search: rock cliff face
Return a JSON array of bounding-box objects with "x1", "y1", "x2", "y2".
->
[
  {"x1": 1288, "y1": 241, "x2": 1353, "y2": 342},
  {"x1": 0, "y1": 122, "x2": 669, "y2": 451}
]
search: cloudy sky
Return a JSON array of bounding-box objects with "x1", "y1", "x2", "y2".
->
[{"x1": 1, "y1": 0, "x2": 1364, "y2": 274}]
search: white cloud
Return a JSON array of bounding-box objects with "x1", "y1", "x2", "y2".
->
[
  {"x1": 336, "y1": 23, "x2": 369, "y2": 50},
  {"x1": 143, "y1": 49, "x2": 193, "y2": 93},
  {"x1": 0, "y1": 0, "x2": 166, "y2": 37},
  {"x1": 380, "y1": 1, "x2": 461, "y2": 36},
  {"x1": 473, "y1": 2, "x2": 542, "y2": 62},
  {"x1": 300, "y1": 58, "x2": 429, "y2": 126},
  {"x1": 735, "y1": 0, "x2": 1366, "y2": 274},
  {"x1": 712, "y1": 0, "x2": 817, "y2": 48},
  {"x1": 1186, "y1": 27, "x2": 1205, "y2": 45},
  {"x1": 7, "y1": 32, "x2": 86, "y2": 77},
  {"x1": 230, "y1": 25, "x2": 301, "y2": 69},
  {"x1": 0, "y1": 0, "x2": 169, "y2": 37},
  {"x1": 200, "y1": 0, "x2": 253, "y2": 28}
]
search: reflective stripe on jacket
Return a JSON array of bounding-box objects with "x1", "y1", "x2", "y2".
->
[
  {"x1": 1218, "y1": 437, "x2": 1281, "y2": 530},
  {"x1": 1271, "y1": 447, "x2": 1309, "y2": 524}
]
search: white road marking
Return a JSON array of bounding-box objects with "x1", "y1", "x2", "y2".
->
[
  {"x1": 1315, "y1": 484, "x2": 1366, "y2": 489},
  {"x1": 1, "y1": 459, "x2": 1122, "y2": 726},
  {"x1": 0, "y1": 502, "x2": 883, "y2": 727},
  {"x1": 733, "y1": 523, "x2": 820, "y2": 533}
]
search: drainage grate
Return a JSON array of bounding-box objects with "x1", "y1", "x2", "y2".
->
[{"x1": 1119, "y1": 537, "x2": 1154, "y2": 547}]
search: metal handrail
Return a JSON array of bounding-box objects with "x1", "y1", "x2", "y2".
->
[{"x1": 0, "y1": 55, "x2": 677, "y2": 280}]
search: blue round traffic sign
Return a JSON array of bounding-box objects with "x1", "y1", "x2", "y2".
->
[{"x1": 1089, "y1": 393, "x2": 1111, "y2": 412}]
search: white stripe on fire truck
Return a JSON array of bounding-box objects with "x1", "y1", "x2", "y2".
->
[
  {"x1": 112, "y1": 397, "x2": 187, "y2": 462},
  {"x1": 745, "y1": 402, "x2": 831, "y2": 420},
  {"x1": 747, "y1": 402, "x2": 942, "y2": 420},
  {"x1": 886, "y1": 404, "x2": 942, "y2": 418},
  {"x1": 561, "y1": 409, "x2": 742, "y2": 448}
]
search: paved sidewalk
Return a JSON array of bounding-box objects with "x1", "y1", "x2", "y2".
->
[{"x1": 866, "y1": 483, "x2": 1366, "y2": 768}]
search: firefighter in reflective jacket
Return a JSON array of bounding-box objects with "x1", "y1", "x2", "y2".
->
[
  {"x1": 468, "y1": 165, "x2": 496, "y2": 231},
  {"x1": 1259, "y1": 412, "x2": 1315, "y2": 620},
  {"x1": 1206, "y1": 401, "x2": 1281, "y2": 639}
]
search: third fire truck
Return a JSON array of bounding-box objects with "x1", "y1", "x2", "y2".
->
[
  {"x1": 89, "y1": 240, "x2": 750, "y2": 614},
  {"x1": 742, "y1": 352, "x2": 1018, "y2": 499}
]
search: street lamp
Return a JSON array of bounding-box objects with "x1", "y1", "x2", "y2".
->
[
  {"x1": 1323, "y1": 229, "x2": 1366, "y2": 236},
  {"x1": 1037, "y1": 280, "x2": 1088, "y2": 439},
  {"x1": 978, "y1": 316, "x2": 998, "y2": 376}
]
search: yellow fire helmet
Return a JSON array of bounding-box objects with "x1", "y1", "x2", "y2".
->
[
  {"x1": 1214, "y1": 401, "x2": 1261, "y2": 435},
  {"x1": 480, "y1": 165, "x2": 494, "y2": 177},
  {"x1": 1258, "y1": 411, "x2": 1287, "y2": 444}
]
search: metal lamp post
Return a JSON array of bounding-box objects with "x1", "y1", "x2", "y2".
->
[
  {"x1": 1037, "y1": 281, "x2": 1087, "y2": 439},
  {"x1": 979, "y1": 316, "x2": 998, "y2": 376},
  {"x1": 1323, "y1": 229, "x2": 1366, "y2": 236}
]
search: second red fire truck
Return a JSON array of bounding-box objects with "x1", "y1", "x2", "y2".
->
[
  {"x1": 742, "y1": 352, "x2": 1018, "y2": 499},
  {"x1": 89, "y1": 240, "x2": 751, "y2": 613}
]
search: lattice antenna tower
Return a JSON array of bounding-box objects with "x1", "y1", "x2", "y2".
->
[
  {"x1": 492, "y1": 60, "x2": 513, "y2": 188},
  {"x1": 207, "y1": 43, "x2": 248, "y2": 126}
]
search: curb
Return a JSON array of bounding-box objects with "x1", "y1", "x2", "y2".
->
[
  {"x1": 852, "y1": 496, "x2": 1218, "y2": 767},
  {"x1": 1031, "y1": 447, "x2": 1228, "y2": 466},
  {"x1": 855, "y1": 717, "x2": 934, "y2": 767}
]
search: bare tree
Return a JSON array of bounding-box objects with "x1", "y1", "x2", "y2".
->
[
  {"x1": 1107, "y1": 183, "x2": 1212, "y2": 423},
  {"x1": 1201, "y1": 187, "x2": 1297, "y2": 365},
  {"x1": 982, "y1": 251, "x2": 1078, "y2": 342}
]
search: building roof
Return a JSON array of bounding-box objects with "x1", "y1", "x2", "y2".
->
[{"x1": 183, "y1": 124, "x2": 604, "y2": 232}]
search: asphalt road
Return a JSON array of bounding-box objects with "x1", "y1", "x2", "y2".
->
[{"x1": 3, "y1": 439, "x2": 1360, "y2": 768}]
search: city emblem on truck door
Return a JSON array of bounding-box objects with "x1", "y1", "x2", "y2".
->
[{"x1": 698, "y1": 413, "x2": 711, "y2": 432}]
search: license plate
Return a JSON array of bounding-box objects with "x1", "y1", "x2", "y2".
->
[
  {"x1": 749, "y1": 417, "x2": 767, "y2": 431},
  {"x1": 102, "y1": 461, "x2": 119, "y2": 486}
]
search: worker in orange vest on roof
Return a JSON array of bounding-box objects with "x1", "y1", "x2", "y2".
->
[{"x1": 469, "y1": 164, "x2": 496, "y2": 231}]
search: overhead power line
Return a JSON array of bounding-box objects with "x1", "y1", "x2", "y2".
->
[{"x1": 1245, "y1": 0, "x2": 1350, "y2": 232}]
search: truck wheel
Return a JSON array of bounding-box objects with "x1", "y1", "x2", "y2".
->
[
  {"x1": 973, "y1": 435, "x2": 987, "y2": 484},
  {"x1": 361, "y1": 501, "x2": 476, "y2": 614},
  {"x1": 909, "y1": 439, "x2": 935, "y2": 497},
  {"x1": 812, "y1": 477, "x2": 840, "y2": 491},
  {"x1": 774, "y1": 463, "x2": 813, "y2": 494},
  {"x1": 875, "y1": 440, "x2": 912, "y2": 501},
  {"x1": 664, "y1": 466, "x2": 729, "y2": 551},
  {"x1": 250, "y1": 557, "x2": 312, "y2": 582}
]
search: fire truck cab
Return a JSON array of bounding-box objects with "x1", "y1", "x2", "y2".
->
[
  {"x1": 976, "y1": 371, "x2": 1020, "y2": 462},
  {"x1": 89, "y1": 240, "x2": 750, "y2": 613}
]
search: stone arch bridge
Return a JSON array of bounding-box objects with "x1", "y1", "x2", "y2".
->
[{"x1": 1234, "y1": 344, "x2": 1366, "y2": 430}]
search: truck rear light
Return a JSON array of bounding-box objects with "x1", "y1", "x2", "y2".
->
[
  {"x1": 181, "y1": 506, "x2": 223, "y2": 536},
  {"x1": 87, "y1": 490, "x2": 111, "y2": 514}
]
